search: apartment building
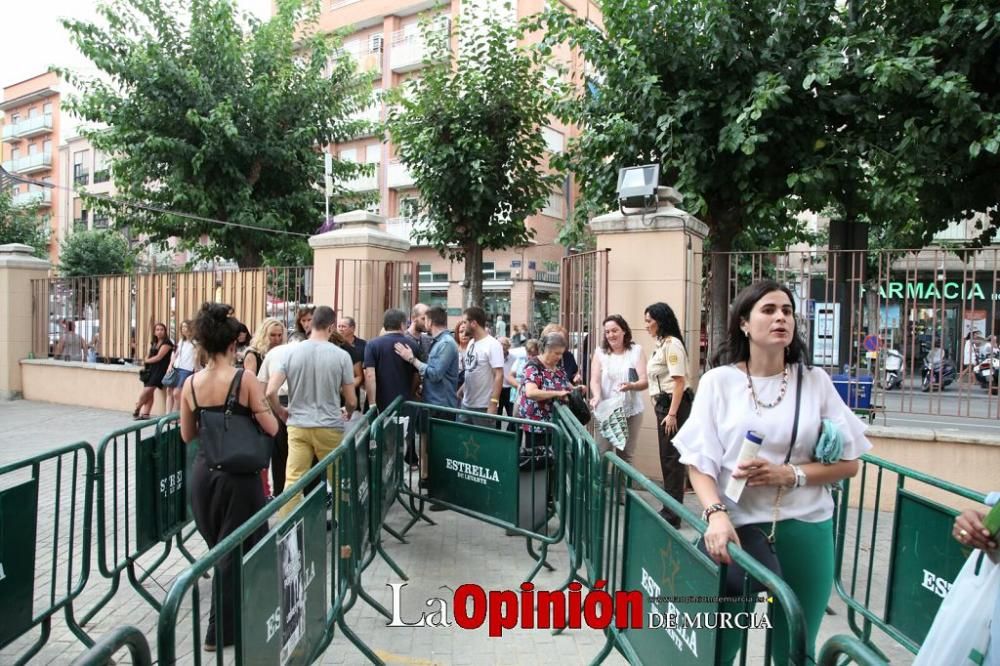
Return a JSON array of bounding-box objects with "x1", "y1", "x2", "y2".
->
[
  {"x1": 309, "y1": 0, "x2": 601, "y2": 330},
  {"x1": 1, "y1": 72, "x2": 63, "y2": 262},
  {"x1": 59, "y1": 134, "x2": 114, "y2": 236}
]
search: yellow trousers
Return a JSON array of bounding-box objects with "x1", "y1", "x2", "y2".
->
[{"x1": 280, "y1": 426, "x2": 344, "y2": 518}]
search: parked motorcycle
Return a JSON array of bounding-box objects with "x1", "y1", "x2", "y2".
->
[
  {"x1": 921, "y1": 347, "x2": 956, "y2": 392},
  {"x1": 973, "y1": 349, "x2": 1000, "y2": 394},
  {"x1": 883, "y1": 348, "x2": 904, "y2": 391}
]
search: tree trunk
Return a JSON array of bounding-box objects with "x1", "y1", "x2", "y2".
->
[
  {"x1": 708, "y1": 219, "x2": 735, "y2": 365},
  {"x1": 463, "y1": 240, "x2": 484, "y2": 308},
  {"x1": 237, "y1": 244, "x2": 262, "y2": 269}
]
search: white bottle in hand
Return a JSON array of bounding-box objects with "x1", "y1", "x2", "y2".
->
[{"x1": 725, "y1": 430, "x2": 764, "y2": 503}]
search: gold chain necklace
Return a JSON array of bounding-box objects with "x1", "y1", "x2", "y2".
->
[{"x1": 745, "y1": 363, "x2": 789, "y2": 416}]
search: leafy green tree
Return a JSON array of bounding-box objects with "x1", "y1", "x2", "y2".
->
[
  {"x1": 385, "y1": 9, "x2": 563, "y2": 307},
  {"x1": 535, "y1": 0, "x2": 1000, "y2": 345},
  {"x1": 60, "y1": 0, "x2": 373, "y2": 268},
  {"x1": 59, "y1": 229, "x2": 134, "y2": 277},
  {"x1": 0, "y1": 189, "x2": 48, "y2": 257}
]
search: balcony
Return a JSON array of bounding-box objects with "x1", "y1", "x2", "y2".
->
[
  {"x1": 337, "y1": 40, "x2": 383, "y2": 75},
  {"x1": 387, "y1": 160, "x2": 415, "y2": 189},
  {"x1": 2, "y1": 114, "x2": 53, "y2": 143},
  {"x1": 11, "y1": 189, "x2": 52, "y2": 208},
  {"x1": 347, "y1": 103, "x2": 382, "y2": 138},
  {"x1": 386, "y1": 217, "x2": 429, "y2": 245},
  {"x1": 342, "y1": 167, "x2": 379, "y2": 192},
  {"x1": 74, "y1": 169, "x2": 91, "y2": 186},
  {"x1": 2, "y1": 152, "x2": 52, "y2": 174},
  {"x1": 533, "y1": 270, "x2": 560, "y2": 284},
  {"x1": 390, "y1": 17, "x2": 450, "y2": 73}
]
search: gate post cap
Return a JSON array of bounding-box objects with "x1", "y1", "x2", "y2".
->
[
  {"x1": 310, "y1": 210, "x2": 410, "y2": 252},
  {"x1": 0, "y1": 243, "x2": 50, "y2": 269}
]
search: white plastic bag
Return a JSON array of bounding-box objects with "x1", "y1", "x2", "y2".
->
[
  {"x1": 595, "y1": 397, "x2": 628, "y2": 450},
  {"x1": 913, "y1": 550, "x2": 999, "y2": 665}
]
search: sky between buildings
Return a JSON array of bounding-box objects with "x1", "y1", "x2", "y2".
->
[{"x1": 1, "y1": 0, "x2": 271, "y2": 92}]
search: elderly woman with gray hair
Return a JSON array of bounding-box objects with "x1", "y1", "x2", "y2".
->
[{"x1": 516, "y1": 332, "x2": 577, "y2": 446}]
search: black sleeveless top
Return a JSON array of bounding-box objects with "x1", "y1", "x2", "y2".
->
[{"x1": 190, "y1": 372, "x2": 253, "y2": 419}]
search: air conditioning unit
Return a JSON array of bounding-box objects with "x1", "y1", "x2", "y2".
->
[{"x1": 369, "y1": 33, "x2": 384, "y2": 54}]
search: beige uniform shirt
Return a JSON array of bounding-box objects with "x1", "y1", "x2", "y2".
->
[{"x1": 647, "y1": 336, "x2": 690, "y2": 397}]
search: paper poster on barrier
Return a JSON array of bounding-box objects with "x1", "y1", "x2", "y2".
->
[{"x1": 279, "y1": 520, "x2": 306, "y2": 665}]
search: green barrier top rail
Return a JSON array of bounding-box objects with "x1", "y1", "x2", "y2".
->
[
  {"x1": 817, "y1": 634, "x2": 887, "y2": 666},
  {"x1": 400, "y1": 400, "x2": 567, "y2": 435},
  {"x1": 0, "y1": 439, "x2": 94, "y2": 475},
  {"x1": 859, "y1": 453, "x2": 987, "y2": 504}
]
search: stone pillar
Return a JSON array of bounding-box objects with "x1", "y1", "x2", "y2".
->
[
  {"x1": 0, "y1": 243, "x2": 51, "y2": 400},
  {"x1": 510, "y1": 279, "x2": 533, "y2": 335},
  {"x1": 588, "y1": 188, "x2": 708, "y2": 482},
  {"x1": 310, "y1": 210, "x2": 411, "y2": 341}
]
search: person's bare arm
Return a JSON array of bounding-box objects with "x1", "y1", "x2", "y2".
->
[
  {"x1": 247, "y1": 379, "x2": 279, "y2": 436},
  {"x1": 180, "y1": 378, "x2": 198, "y2": 443},
  {"x1": 487, "y1": 368, "x2": 503, "y2": 414},
  {"x1": 341, "y1": 381, "x2": 358, "y2": 414},
  {"x1": 364, "y1": 368, "x2": 377, "y2": 409},
  {"x1": 266, "y1": 370, "x2": 288, "y2": 423},
  {"x1": 589, "y1": 352, "x2": 603, "y2": 407}
]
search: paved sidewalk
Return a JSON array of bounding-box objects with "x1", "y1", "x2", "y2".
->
[{"x1": 0, "y1": 401, "x2": 914, "y2": 665}]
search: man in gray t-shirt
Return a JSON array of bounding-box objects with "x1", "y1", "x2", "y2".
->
[{"x1": 267, "y1": 306, "x2": 356, "y2": 517}]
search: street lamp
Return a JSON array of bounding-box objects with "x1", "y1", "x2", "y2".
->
[{"x1": 616, "y1": 164, "x2": 659, "y2": 215}]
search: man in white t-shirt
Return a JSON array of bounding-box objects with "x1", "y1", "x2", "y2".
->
[{"x1": 459, "y1": 306, "x2": 504, "y2": 428}]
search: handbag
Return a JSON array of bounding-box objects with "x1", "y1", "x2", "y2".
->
[
  {"x1": 697, "y1": 363, "x2": 804, "y2": 595},
  {"x1": 139, "y1": 367, "x2": 151, "y2": 383},
  {"x1": 565, "y1": 389, "x2": 592, "y2": 426},
  {"x1": 197, "y1": 369, "x2": 272, "y2": 474},
  {"x1": 162, "y1": 368, "x2": 178, "y2": 387}
]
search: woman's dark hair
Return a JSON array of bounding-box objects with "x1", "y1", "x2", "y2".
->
[
  {"x1": 194, "y1": 302, "x2": 241, "y2": 355},
  {"x1": 235, "y1": 322, "x2": 251, "y2": 345},
  {"x1": 600, "y1": 314, "x2": 634, "y2": 353},
  {"x1": 644, "y1": 302, "x2": 685, "y2": 347},
  {"x1": 294, "y1": 306, "x2": 315, "y2": 338},
  {"x1": 712, "y1": 280, "x2": 810, "y2": 367},
  {"x1": 150, "y1": 322, "x2": 173, "y2": 347}
]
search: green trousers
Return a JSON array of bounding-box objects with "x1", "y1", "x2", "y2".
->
[{"x1": 721, "y1": 518, "x2": 835, "y2": 665}]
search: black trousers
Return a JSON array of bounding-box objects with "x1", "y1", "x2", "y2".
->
[
  {"x1": 654, "y1": 390, "x2": 693, "y2": 528},
  {"x1": 190, "y1": 456, "x2": 267, "y2": 645},
  {"x1": 271, "y1": 398, "x2": 289, "y2": 496},
  {"x1": 496, "y1": 387, "x2": 514, "y2": 429}
]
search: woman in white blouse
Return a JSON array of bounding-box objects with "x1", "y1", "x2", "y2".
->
[
  {"x1": 673, "y1": 280, "x2": 871, "y2": 664},
  {"x1": 588, "y1": 315, "x2": 648, "y2": 464}
]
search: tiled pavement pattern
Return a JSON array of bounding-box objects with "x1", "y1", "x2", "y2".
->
[{"x1": 0, "y1": 401, "x2": 915, "y2": 665}]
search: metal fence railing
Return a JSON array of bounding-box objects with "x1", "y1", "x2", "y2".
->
[
  {"x1": 832, "y1": 453, "x2": 987, "y2": 659},
  {"x1": 0, "y1": 441, "x2": 95, "y2": 663},
  {"x1": 32, "y1": 266, "x2": 313, "y2": 363},
  {"x1": 81, "y1": 415, "x2": 199, "y2": 626},
  {"x1": 700, "y1": 247, "x2": 1000, "y2": 422}
]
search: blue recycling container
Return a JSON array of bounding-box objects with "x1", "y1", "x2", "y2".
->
[{"x1": 832, "y1": 374, "x2": 874, "y2": 409}]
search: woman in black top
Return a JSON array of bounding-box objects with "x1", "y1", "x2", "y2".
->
[
  {"x1": 132, "y1": 322, "x2": 173, "y2": 419},
  {"x1": 180, "y1": 303, "x2": 278, "y2": 651}
]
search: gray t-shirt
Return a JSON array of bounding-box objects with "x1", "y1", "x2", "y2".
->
[
  {"x1": 461, "y1": 334, "x2": 505, "y2": 409},
  {"x1": 276, "y1": 339, "x2": 355, "y2": 429}
]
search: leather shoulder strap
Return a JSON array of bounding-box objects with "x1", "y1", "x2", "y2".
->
[
  {"x1": 784, "y1": 363, "x2": 804, "y2": 464},
  {"x1": 224, "y1": 369, "x2": 244, "y2": 414}
]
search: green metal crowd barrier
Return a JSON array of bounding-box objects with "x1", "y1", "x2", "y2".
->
[
  {"x1": 832, "y1": 453, "x2": 987, "y2": 659},
  {"x1": 155, "y1": 409, "x2": 383, "y2": 665},
  {"x1": 392, "y1": 401, "x2": 568, "y2": 582},
  {"x1": 24, "y1": 396, "x2": 996, "y2": 665},
  {"x1": 0, "y1": 441, "x2": 96, "y2": 664},
  {"x1": 580, "y1": 431, "x2": 809, "y2": 665},
  {"x1": 81, "y1": 414, "x2": 198, "y2": 625}
]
